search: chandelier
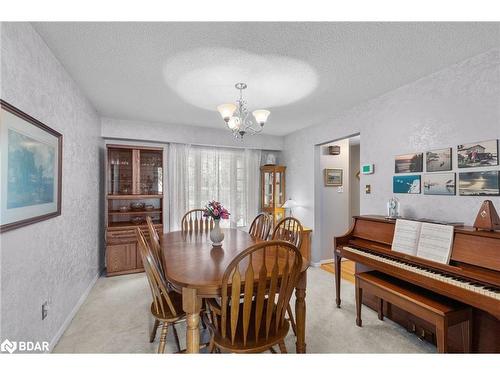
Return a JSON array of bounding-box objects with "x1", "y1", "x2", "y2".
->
[{"x1": 217, "y1": 83, "x2": 271, "y2": 139}]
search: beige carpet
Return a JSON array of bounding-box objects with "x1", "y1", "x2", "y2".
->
[{"x1": 54, "y1": 267, "x2": 434, "y2": 353}]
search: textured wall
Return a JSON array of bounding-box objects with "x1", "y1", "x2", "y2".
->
[
  {"x1": 315, "y1": 139, "x2": 351, "y2": 261},
  {"x1": 101, "y1": 117, "x2": 284, "y2": 151},
  {"x1": 0, "y1": 22, "x2": 103, "y2": 348},
  {"x1": 282, "y1": 48, "x2": 500, "y2": 262}
]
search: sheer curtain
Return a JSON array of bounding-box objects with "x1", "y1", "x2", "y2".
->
[{"x1": 168, "y1": 143, "x2": 261, "y2": 231}]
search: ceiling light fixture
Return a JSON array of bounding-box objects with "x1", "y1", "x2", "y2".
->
[{"x1": 217, "y1": 83, "x2": 270, "y2": 139}]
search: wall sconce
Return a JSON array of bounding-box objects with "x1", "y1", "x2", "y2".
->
[{"x1": 328, "y1": 145, "x2": 341, "y2": 155}]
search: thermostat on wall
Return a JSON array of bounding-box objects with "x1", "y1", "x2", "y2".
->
[{"x1": 361, "y1": 164, "x2": 374, "y2": 174}]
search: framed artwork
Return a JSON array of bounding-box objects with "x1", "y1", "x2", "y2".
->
[
  {"x1": 324, "y1": 168, "x2": 343, "y2": 186},
  {"x1": 395, "y1": 153, "x2": 423, "y2": 173},
  {"x1": 393, "y1": 175, "x2": 421, "y2": 194},
  {"x1": 423, "y1": 173, "x2": 456, "y2": 196},
  {"x1": 457, "y1": 140, "x2": 498, "y2": 168},
  {"x1": 459, "y1": 171, "x2": 500, "y2": 196},
  {"x1": 426, "y1": 148, "x2": 452, "y2": 172},
  {"x1": 0, "y1": 100, "x2": 62, "y2": 232}
]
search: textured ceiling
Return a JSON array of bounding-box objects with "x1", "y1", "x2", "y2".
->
[{"x1": 32, "y1": 22, "x2": 500, "y2": 136}]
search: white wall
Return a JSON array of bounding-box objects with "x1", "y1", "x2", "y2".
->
[
  {"x1": 0, "y1": 22, "x2": 103, "y2": 349},
  {"x1": 102, "y1": 117, "x2": 284, "y2": 151},
  {"x1": 314, "y1": 139, "x2": 351, "y2": 262},
  {"x1": 283, "y1": 48, "x2": 500, "y2": 262}
]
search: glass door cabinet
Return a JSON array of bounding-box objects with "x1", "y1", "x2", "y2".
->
[{"x1": 260, "y1": 165, "x2": 286, "y2": 227}]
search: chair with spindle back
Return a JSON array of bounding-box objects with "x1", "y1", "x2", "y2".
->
[
  {"x1": 181, "y1": 209, "x2": 214, "y2": 232},
  {"x1": 204, "y1": 240, "x2": 303, "y2": 353},
  {"x1": 145, "y1": 216, "x2": 163, "y2": 273},
  {"x1": 248, "y1": 213, "x2": 273, "y2": 240},
  {"x1": 271, "y1": 217, "x2": 304, "y2": 337},
  {"x1": 136, "y1": 228, "x2": 185, "y2": 353}
]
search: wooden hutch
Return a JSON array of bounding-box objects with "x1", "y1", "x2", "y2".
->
[
  {"x1": 260, "y1": 165, "x2": 286, "y2": 227},
  {"x1": 105, "y1": 144, "x2": 164, "y2": 276}
]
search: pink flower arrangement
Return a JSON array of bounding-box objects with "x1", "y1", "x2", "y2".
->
[{"x1": 203, "y1": 200, "x2": 230, "y2": 220}]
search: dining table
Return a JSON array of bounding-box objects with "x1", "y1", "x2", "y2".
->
[{"x1": 161, "y1": 228, "x2": 309, "y2": 353}]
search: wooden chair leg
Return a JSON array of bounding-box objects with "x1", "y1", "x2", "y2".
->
[
  {"x1": 278, "y1": 340, "x2": 287, "y2": 354},
  {"x1": 157, "y1": 324, "x2": 169, "y2": 354},
  {"x1": 207, "y1": 337, "x2": 215, "y2": 353},
  {"x1": 378, "y1": 298, "x2": 384, "y2": 321},
  {"x1": 287, "y1": 303, "x2": 297, "y2": 336},
  {"x1": 150, "y1": 319, "x2": 160, "y2": 343},
  {"x1": 172, "y1": 323, "x2": 182, "y2": 353},
  {"x1": 355, "y1": 279, "x2": 362, "y2": 327}
]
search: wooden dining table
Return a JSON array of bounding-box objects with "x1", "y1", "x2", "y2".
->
[{"x1": 161, "y1": 228, "x2": 309, "y2": 353}]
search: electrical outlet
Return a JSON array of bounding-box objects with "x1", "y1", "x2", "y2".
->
[{"x1": 42, "y1": 301, "x2": 49, "y2": 320}]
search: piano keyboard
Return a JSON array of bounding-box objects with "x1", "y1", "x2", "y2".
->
[{"x1": 344, "y1": 246, "x2": 500, "y2": 300}]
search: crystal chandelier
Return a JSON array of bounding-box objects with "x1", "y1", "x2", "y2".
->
[{"x1": 217, "y1": 83, "x2": 271, "y2": 139}]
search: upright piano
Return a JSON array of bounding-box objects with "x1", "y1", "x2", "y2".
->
[{"x1": 334, "y1": 215, "x2": 500, "y2": 353}]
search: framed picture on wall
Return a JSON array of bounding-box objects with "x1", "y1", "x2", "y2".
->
[
  {"x1": 0, "y1": 100, "x2": 63, "y2": 232},
  {"x1": 426, "y1": 148, "x2": 452, "y2": 172},
  {"x1": 324, "y1": 168, "x2": 343, "y2": 186},
  {"x1": 393, "y1": 175, "x2": 421, "y2": 194},
  {"x1": 457, "y1": 140, "x2": 498, "y2": 168},
  {"x1": 395, "y1": 153, "x2": 423, "y2": 173}
]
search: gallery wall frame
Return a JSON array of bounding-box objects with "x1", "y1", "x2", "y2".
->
[
  {"x1": 0, "y1": 99, "x2": 63, "y2": 233},
  {"x1": 324, "y1": 168, "x2": 343, "y2": 186}
]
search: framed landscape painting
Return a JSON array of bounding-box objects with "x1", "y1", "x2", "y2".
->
[
  {"x1": 393, "y1": 175, "x2": 421, "y2": 194},
  {"x1": 0, "y1": 100, "x2": 62, "y2": 232},
  {"x1": 423, "y1": 173, "x2": 456, "y2": 195},
  {"x1": 324, "y1": 168, "x2": 343, "y2": 186},
  {"x1": 457, "y1": 140, "x2": 498, "y2": 168},
  {"x1": 459, "y1": 171, "x2": 500, "y2": 196},
  {"x1": 426, "y1": 148, "x2": 452, "y2": 172},
  {"x1": 395, "y1": 153, "x2": 423, "y2": 173}
]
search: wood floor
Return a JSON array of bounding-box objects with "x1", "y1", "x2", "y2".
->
[{"x1": 320, "y1": 260, "x2": 355, "y2": 284}]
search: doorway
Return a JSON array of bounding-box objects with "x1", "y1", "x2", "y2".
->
[{"x1": 313, "y1": 134, "x2": 360, "y2": 270}]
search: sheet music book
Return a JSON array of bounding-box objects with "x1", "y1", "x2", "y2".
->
[
  {"x1": 391, "y1": 219, "x2": 422, "y2": 255},
  {"x1": 416, "y1": 223, "x2": 454, "y2": 264},
  {"x1": 391, "y1": 219, "x2": 454, "y2": 264}
]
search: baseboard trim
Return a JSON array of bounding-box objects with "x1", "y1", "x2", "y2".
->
[
  {"x1": 310, "y1": 258, "x2": 334, "y2": 267},
  {"x1": 48, "y1": 270, "x2": 101, "y2": 352}
]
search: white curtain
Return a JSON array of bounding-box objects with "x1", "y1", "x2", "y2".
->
[{"x1": 168, "y1": 143, "x2": 261, "y2": 231}]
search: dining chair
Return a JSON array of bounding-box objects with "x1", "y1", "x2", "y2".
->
[
  {"x1": 248, "y1": 213, "x2": 273, "y2": 240},
  {"x1": 136, "y1": 228, "x2": 184, "y2": 353},
  {"x1": 145, "y1": 216, "x2": 163, "y2": 274},
  {"x1": 271, "y1": 217, "x2": 304, "y2": 337},
  {"x1": 181, "y1": 209, "x2": 214, "y2": 232},
  {"x1": 204, "y1": 240, "x2": 303, "y2": 353}
]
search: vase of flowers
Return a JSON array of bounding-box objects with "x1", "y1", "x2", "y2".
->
[{"x1": 204, "y1": 201, "x2": 230, "y2": 246}]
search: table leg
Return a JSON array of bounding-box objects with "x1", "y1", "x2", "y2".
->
[
  {"x1": 182, "y1": 287, "x2": 202, "y2": 353},
  {"x1": 295, "y1": 270, "x2": 307, "y2": 353},
  {"x1": 334, "y1": 252, "x2": 342, "y2": 308}
]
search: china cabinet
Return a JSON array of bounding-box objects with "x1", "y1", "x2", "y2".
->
[
  {"x1": 105, "y1": 144, "x2": 164, "y2": 276},
  {"x1": 260, "y1": 165, "x2": 286, "y2": 227}
]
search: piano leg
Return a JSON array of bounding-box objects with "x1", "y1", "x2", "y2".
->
[
  {"x1": 378, "y1": 298, "x2": 384, "y2": 321},
  {"x1": 334, "y1": 252, "x2": 342, "y2": 308},
  {"x1": 355, "y1": 277, "x2": 363, "y2": 327}
]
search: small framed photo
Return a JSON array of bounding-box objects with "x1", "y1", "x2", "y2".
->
[
  {"x1": 324, "y1": 168, "x2": 343, "y2": 186},
  {"x1": 395, "y1": 153, "x2": 423, "y2": 173},
  {"x1": 426, "y1": 148, "x2": 452, "y2": 172},
  {"x1": 0, "y1": 100, "x2": 63, "y2": 232},
  {"x1": 457, "y1": 140, "x2": 498, "y2": 168},
  {"x1": 393, "y1": 175, "x2": 421, "y2": 194},
  {"x1": 423, "y1": 173, "x2": 456, "y2": 195},
  {"x1": 459, "y1": 171, "x2": 500, "y2": 196}
]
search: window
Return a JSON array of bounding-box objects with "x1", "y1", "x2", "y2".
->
[{"x1": 186, "y1": 146, "x2": 258, "y2": 227}]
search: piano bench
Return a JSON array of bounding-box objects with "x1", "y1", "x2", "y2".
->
[{"x1": 355, "y1": 271, "x2": 473, "y2": 353}]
